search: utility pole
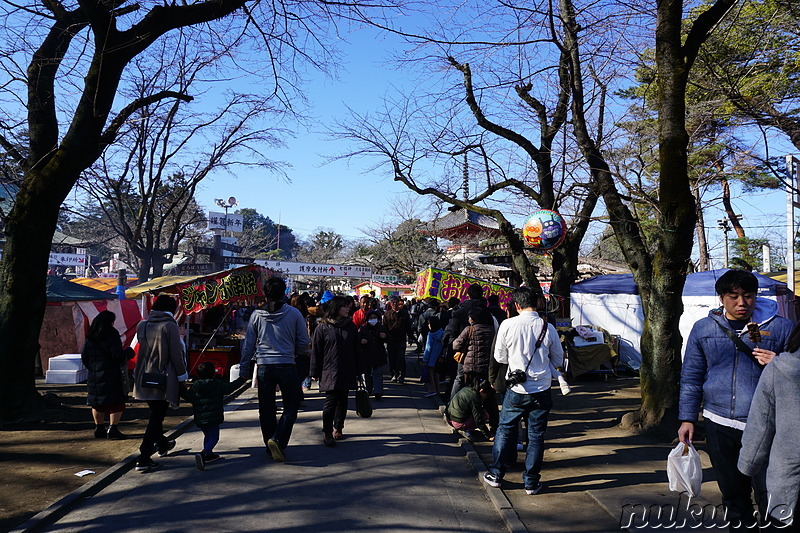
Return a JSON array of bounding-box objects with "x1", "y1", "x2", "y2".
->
[
  {"x1": 718, "y1": 218, "x2": 731, "y2": 268},
  {"x1": 786, "y1": 155, "x2": 800, "y2": 296}
]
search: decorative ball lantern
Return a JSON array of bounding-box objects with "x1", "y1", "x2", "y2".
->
[{"x1": 522, "y1": 210, "x2": 567, "y2": 251}]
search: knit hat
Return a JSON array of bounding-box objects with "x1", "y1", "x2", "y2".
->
[{"x1": 320, "y1": 291, "x2": 334, "y2": 304}]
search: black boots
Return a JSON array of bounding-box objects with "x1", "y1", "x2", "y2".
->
[
  {"x1": 106, "y1": 425, "x2": 126, "y2": 440},
  {"x1": 94, "y1": 424, "x2": 107, "y2": 438}
]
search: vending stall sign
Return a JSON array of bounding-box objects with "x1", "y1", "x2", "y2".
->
[
  {"x1": 176, "y1": 264, "x2": 268, "y2": 314},
  {"x1": 415, "y1": 267, "x2": 514, "y2": 306}
]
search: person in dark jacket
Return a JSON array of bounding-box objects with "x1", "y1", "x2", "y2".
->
[
  {"x1": 452, "y1": 307, "x2": 498, "y2": 432},
  {"x1": 487, "y1": 294, "x2": 507, "y2": 326},
  {"x1": 180, "y1": 362, "x2": 245, "y2": 470},
  {"x1": 359, "y1": 310, "x2": 389, "y2": 399},
  {"x1": 383, "y1": 297, "x2": 410, "y2": 383},
  {"x1": 82, "y1": 310, "x2": 133, "y2": 440},
  {"x1": 447, "y1": 284, "x2": 488, "y2": 397},
  {"x1": 445, "y1": 379, "x2": 494, "y2": 441},
  {"x1": 311, "y1": 295, "x2": 362, "y2": 447}
]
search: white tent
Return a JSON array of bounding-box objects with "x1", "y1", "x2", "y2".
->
[{"x1": 569, "y1": 269, "x2": 793, "y2": 370}]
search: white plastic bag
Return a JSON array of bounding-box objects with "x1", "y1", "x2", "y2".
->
[{"x1": 666, "y1": 442, "x2": 702, "y2": 497}]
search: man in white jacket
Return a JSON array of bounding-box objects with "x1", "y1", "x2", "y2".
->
[{"x1": 483, "y1": 287, "x2": 563, "y2": 495}]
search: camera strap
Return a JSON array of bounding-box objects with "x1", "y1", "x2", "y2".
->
[{"x1": 516, "y1": 322, "x2": 549, "y2": 376}]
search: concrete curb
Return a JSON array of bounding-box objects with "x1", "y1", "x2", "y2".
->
[
  {"x1": 436, "y1": 401, "x2": 528, "y2": 533},
  {"x1": 11, "y1": 385, "x2": 255, "y2": 533}
]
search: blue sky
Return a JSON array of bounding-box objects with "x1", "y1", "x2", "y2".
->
[
  {"x1": 191, "y1": 14, "x2": 794, "y2": 269},
  {"x1": 195, "y1": 25, "x2": 426, "y2": 242}
]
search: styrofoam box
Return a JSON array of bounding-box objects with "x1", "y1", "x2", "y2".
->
[
  {"x1": 48, "y1": 354, "x2": 86, "y2": 371},
  {"x1": 46, "y1": 369, "x2": 88, "y2": 384}
]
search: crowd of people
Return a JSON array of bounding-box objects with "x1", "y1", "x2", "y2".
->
[{"x1": 78, "y1": 270, "x2": 800, "y2": 531}]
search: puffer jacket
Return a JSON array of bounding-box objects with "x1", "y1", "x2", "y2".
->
[
  {"x1": 181, "y1": 376, "x2": 244, "y2": 428},
  {"x1": 452, "y1": 323, "x2": 495, "y2": 376},
  {"x1": 678, "y1": 298, "x2": 793, "y2": 423},
  {"x1": 738, "y1": 348, "x2": 800, "y2": 521},
  {"x1": 81, "y1": 331, "x2": 131, "y2": 408},
  {"x1": 133, "y1": 311, "x2": 188, "y2": 408},
  {"x1": 445, "y1": 297, "x2": 486, "y2": 339}
]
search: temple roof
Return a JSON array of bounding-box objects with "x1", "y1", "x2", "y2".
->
[{"x1": 421, "y1": 208, "x2": 501, "y2": 240}]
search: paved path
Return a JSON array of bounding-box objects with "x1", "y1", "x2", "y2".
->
[{"x1": 37, "y1": 379, "x2": 504, "y2": 532}]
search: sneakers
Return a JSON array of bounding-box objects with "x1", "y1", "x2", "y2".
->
[
  {"x1": 195, "y1": 453, "x2": 205, "y2": 471},
  {"x1": 204, "y1": 452, "x2": 221, "y2": 463},
  {"x1": 267, "y1": 439, "x2": 285, "y2": 462},
  {"x1": 106, "y1": 426, "x2": 126, "y2": 440},
  {"x1": 483, "y1": 472, "x2": 502, "y2": 488},
  {"x1": 424, "y1": 391, "x2": 438, "y2": 398},
  {"x1": 157, "y1": 439, "x2": 176, "y2": 457},
  {"x1": 135, "y1": 457, "x2": 159, "y2": 472},
  {"x1": 525, "y1": 483, "x2": 544, "y2": 495},
  {"x1": 390, "y1": 375, "x2": 398, "y2": 383},
  {"x1": 94, "y1": 425, "x2": 107, "y2": 439}
]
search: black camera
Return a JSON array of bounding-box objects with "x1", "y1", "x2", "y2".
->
[{"x1": 506, "y1": 369, "x2": 527, "y2": 386}]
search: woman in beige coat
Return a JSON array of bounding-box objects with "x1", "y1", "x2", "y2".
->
[{"x1": 132, "y1": 295, "x2": 188, "y2": 472}]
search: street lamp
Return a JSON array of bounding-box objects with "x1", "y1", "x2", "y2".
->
[{"x1": 214, "y1": 196, "x2": 238, "y2": 236}]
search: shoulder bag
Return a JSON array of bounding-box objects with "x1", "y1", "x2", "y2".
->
[
  {"x1": 714, "y1": 322, "x2": 765, "y2": 368},
  {"x1": 355, "y1": 375, "x2": 373, "y2": 418}
]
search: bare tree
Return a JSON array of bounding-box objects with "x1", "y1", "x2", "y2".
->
[
  {"x1": 0, "y1": 0, "x2": 402, "y2": 421},
  {"x1": 80, "y1": 45, "x2": 286, "y2": 281}
]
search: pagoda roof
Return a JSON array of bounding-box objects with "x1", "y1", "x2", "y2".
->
[{"x1": 422, "y1": 208, "x2": 501, "y2": 240}]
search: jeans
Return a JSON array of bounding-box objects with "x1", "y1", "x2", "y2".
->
[
  {"x1": 322, "y1": 390, "x2": 349, "y2": 434},
  {"x1": 704, "y1": 420, "x2": 767, "y2": 531},
  {"x1": 489, "y1": 388, "x2": 552, "y2": 489},
  {"x1": 450, "y1": 363, "x2": 465, "y2": 398},
  {"x1": 256, "y1": 364, "x2": 301, "y2": 450},
  {"x1": 364, "y1": 365, "x2": 386, "y2": 396},
  {"x1": 139, "y1": 400, "x2": 170, "y2": 458},
  {"x1": 387, "y1": 337, "x2": 407, "y2": 378},
  {"x1": 202, "y1": 425, "x2": 220, "y2": 454}
]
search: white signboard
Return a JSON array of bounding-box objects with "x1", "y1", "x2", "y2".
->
[
  {"x1": 49, "y1": 253, "x2": 86, "y2": 266},
  {"x1": 255, "y1": 260, "x2": 372, "y2": 278},
  {"x1": 207, "y1": 211, "x2": 244, "y2": 234},
  {"x1": 372, "y1": 274, "x2": 399, "y2": 283}
]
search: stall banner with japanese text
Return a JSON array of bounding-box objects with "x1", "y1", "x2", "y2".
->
[
  {"x1": 415, "y1": 268, "x2": 513, "y2": 305},
  {"x1": 177, "y1": 265, "x2": 267, "y2": 314}
]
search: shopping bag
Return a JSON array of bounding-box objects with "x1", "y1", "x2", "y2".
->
[
  {"x1": 355, "y1": 376, "x2": 373, "y2": 418},
  {"x1": 666, "y1": 442, "x2": 702, "y2": 497}
]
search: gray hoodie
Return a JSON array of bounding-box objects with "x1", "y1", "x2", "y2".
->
[
  {"x1": 738, "y1": 348, "x2": 800, "y2": 521},
  {"x1": 240, "y1": 302, "x2": 309, "y2": 375}
]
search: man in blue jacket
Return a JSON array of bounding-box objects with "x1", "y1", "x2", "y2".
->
[
  {"x1": 678, "y1": 269, "x2": 793, "y2": 530},
  {"x1": 241, "y1": 276, "x2": 309, "y2": 462}
]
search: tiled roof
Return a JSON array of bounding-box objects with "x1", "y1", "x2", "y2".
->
[{"x1": 422, "y1": 209, "x2": 500, "y2": 233}]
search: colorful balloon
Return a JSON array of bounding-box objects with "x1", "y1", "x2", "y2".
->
[{"x1": 522, "y1": 210, "x2": 567, "y2": 251}]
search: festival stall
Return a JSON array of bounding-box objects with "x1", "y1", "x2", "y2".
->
[
  {"x1": 40, "y1": 276, "x2": 141, "y2": 376},
  {"x1": 353, "y1": 281, "x2": 414, "y2": 299},
  {"x1": 414, "y1": 267, "x2": 514, "y2": 305},
  {"x1": 128, "y1": 264, "x2": 271, "y2": 378},
  {"x1": 570, "y1": 268, "x2": 792, "y2": 370}
]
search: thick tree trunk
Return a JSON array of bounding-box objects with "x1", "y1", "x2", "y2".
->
[
  {"x1": 0, "y1": 172, "x2": 68, "y2": 423},
  {"x1": 499, "y1": 220, "x2": 541, "y2": 288}
]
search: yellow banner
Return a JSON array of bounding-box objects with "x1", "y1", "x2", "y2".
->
[{"x1": 414, "y1": 268, "x2": 513, "y2": 305}]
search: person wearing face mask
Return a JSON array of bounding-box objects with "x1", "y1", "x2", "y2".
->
[
  {"x1": 358, "y1": 310, "x2": 389, "y2": 400},
  {"x1": 311, "y1": 296, "x2": 362, "y2": 446}
]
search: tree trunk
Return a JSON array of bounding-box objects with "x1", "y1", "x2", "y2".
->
[
  {"x1": 721, "y1": 179, "x2": 745, "y2": 238},
  {"x1": 695, "y1": 187, "x2": 710, "y2": 271},
  {"x1": 0, "y1": 172, "x2": 67, "y2": 423},
  {"x1": 498, "y1": 219, "x2": 541, "y2": 289}
]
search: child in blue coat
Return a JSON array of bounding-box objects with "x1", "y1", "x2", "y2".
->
[{"x1": 422, "y1": 316, "x2": 445, "y2": 397}]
